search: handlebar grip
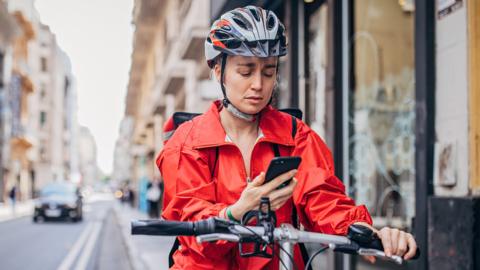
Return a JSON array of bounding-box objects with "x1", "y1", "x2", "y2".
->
[{"x1": 131, "y1": 220, "x2": 195, "y2": 236}]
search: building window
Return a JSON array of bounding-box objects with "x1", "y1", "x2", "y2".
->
[
  {"x1": 40, "y1": 83, "x2": 46, "y2": 99},
  {"x1": 349, "y1": 0, "x2": 415, "y2": 233},
  {"x1": 64, "y1": 77, "x2": 69, "y2": 97},
  {"x1": 40, "y1": 146, "x2": 47, "y2": 161},
  {"x1": 307, "y1": 4, "x2": 328, "y2": 138},
  {"x1": 40, "y1": 111, "x2": 47, "y2": 126},
  {"x1": 40, "y1": 57, "x2": 48, "y2": 72}
]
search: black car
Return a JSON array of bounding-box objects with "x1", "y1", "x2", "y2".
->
[{"x1": 33, "y1": 182, "x2": 83, "y2": 222}]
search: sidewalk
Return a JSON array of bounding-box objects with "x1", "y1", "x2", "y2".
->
[
  {"x1": 0, "y1": 200, "x2": 34, "y2": 222},
  {"x1": 113, "y1": 202, "x2": 175, "y2": 270}
]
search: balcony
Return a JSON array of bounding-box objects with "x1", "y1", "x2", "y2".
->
[
  {"x1": 13, "y1": 11, "x2": 35, "y2": 40},
  {"x1": 178, "y1": 0, "x2": 210, "y2": 63}
]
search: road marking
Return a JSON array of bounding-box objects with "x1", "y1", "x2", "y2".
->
[
  {"x1": 57, "y1": 222, "x2": 94, "y2": 270},
  {"x1": 75, "y1": 222, "x2": 102, "y2": 270}
]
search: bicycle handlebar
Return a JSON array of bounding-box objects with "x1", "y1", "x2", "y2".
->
[
  {"x1": 131, "y1": 217, "x2": 419, "y2": 265},
  {"x1": 131, "y1": 220, "x2": 196, "y2": 236},
  {"x1": 131, "y1": 217, "x2": 231, "y2": 236}
]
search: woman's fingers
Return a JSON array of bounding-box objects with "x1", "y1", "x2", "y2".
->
[
  {"x1": 268, "y1": 178, "x2": 297, "y2": 209},
  {"x1": 397, "y1": 231, "x2": 408, "y2": 257},
  {"x1": 250, "y1": 172, "x2": 265, "y2": 186},
  {"x1": 268, "y1": 178, "x2": 297, "y2": 199},
  {"x1": 390, "y1": 229, "x2": 400, "y2": 255},
  {"x1": 379, "y1": 228, "x2": 393, "y2": 257},
  {"x1": 378, "y1": 227, "x2": 418, "y2": 260},
  {"x1": 362, "y1": 255, "x2": 376, "y2": 264},
  {"x1": 404, "y1": 234, "x2": 418, "y2": 260}
]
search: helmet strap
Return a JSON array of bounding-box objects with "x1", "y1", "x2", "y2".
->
[{"x1": 220, "y1": 54, "x2": 257, "y2": 122}]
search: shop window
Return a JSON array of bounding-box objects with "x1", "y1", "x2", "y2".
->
[
  {"x1": 307, "y1": 4, "x2": 328, "y2": 138},
  {"x1": 349, "y1": 0, "x2": 415, "y2": 232}
]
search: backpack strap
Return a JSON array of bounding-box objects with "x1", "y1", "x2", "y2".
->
[
  {"x1": 168, "y1": 238, "x2": 180, "y2": 267},
  {"x1": 211, "y1": 147, "x2": 219, "y2": 178},
  {"x1": 271, "y1": 115, "x2": 297, "y2": 158}
]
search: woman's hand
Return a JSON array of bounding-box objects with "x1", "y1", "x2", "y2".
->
[
  {"x1": 377, "y1": 227, "x2": 417, "y2": 259},
  {"x1": 354, "y1": 222, "x2": 418, "y2": 263},
  {"x1": 229, "y1": 170, "x2": 298, "y2": 220}
]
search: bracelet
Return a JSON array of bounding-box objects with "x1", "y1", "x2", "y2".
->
[{"x1": 226, "y1": 207, "x2": 240, "y2": 223}]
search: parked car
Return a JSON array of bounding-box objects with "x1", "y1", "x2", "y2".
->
[{"x1": 33, "y1": 182, "x2": 83, "y2": 222}]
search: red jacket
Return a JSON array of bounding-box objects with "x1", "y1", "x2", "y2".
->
[{"x1": 157, "y1": 101, "x2": 372, "y2": 270}]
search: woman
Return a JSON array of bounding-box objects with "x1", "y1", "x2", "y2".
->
[{"x1": 157, "y1": 5, "x2": 417, "y2": 270}]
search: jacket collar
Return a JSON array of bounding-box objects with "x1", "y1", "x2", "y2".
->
[{"x1": 192, "y1": 100, "x2": 295, "y2": 149}]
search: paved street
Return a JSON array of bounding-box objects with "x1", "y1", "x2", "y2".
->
[{"x1": 0, "y1": 194, "x2": 133, "y2": 270}]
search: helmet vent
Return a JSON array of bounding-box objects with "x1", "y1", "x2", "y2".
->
[
  {"x1": 231, "y1": 11, "x2": 252, "y2": 30},
  {"x1": 248, "y1": 7, "x2": 261, "y2": 21},
  {"x1": 267, "y1": 14, "x2": 276, "y2": 30},
  {"x1": 214, "y1": 31, "x2": 229, "y2": 40}
]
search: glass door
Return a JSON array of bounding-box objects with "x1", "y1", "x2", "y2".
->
[{"x1": 348, "y1": 1, "x2": 416, "y2": 269}]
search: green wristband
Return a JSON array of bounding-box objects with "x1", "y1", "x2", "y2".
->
[{"x1": 226, "y1": 207, "x2": 240, "y2": 223}]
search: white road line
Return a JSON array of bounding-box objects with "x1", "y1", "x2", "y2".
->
[
  {"x1": 74, "y1": 221, "x2": 102, "y2": 270},
  {"x1": 57, "y1": 222, "x2": 94, "y2": 270}
]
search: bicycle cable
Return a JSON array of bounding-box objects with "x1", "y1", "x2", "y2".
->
[
  {"x1": 276, "y1": 243, "x2": 299, "y2": 270},
  {"x1": 277, "y1": 249, "x2": 288, "y2": 270},
  {"x1": 304, "y1": 246, "x2": 329, "y2": 270},
  {"x1": 234, "y1": 223, "x2": 298, "y2": 270}
]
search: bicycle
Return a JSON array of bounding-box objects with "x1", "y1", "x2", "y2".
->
[{"x1": 131, "y1": 198, "x2": 419, "y2": 270}]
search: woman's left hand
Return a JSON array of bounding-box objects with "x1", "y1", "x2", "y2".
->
[{"x1": 353, "y1": 222, "x2": 417, "y2": 263}]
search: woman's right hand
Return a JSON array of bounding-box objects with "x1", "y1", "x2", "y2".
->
[{"x1": 229, "y1": 169, "x2": 298, "y2": 220}]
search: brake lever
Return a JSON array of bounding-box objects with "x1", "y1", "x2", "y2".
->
[
  {"x1": 196, "y1": 233, "x2": 241, "y2": 243},
  {"x1": 358, "y1": 248, "x2": 403, "y2": 265}
]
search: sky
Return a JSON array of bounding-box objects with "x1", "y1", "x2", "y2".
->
[{"x1": 35, "y1": 0, "x2": 134, "y2": 174}]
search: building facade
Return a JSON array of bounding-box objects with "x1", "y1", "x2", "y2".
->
[
  {"x1": 211, "y1": 1, "x2": 480, "y2": 270},
  {"x1": 124, "y1": 0, "x2": 217, "y2": 210},
  {"x1": 77, "y1": 126, "x2": 97, "y2": 187},
  {"x1": 2, "y1": 0, "x2": 38, "y2": 201},
  {"x1": 32, "y1": 22, "x2": 78, "y2": 189},
  {"x1": 0, "y1": 0, "x2": 81, "y2": 201},
  {"x1": 0, "y1": 0, "x2": 21, "y2": 202},
  {"x1": 112, "y1": 117, "x2": 134, "y2": 186}
]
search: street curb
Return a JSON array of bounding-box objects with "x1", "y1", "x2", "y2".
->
[
  {"x1": 112, "y1": 203, "x2": 149, "y2": 270},
  {"x1": 0, "y1": 201, "x2": 34, "y2": 223},
  {"x1": 0, "y1": 212, "x2": 32, "y2": 223}
]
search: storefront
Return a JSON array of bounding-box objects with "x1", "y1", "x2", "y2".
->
[
  {"x1": 211, "y1": 1, "x2": 439, "y2": 269},
  {"x1": 299, "y1": 2, "x2": 432, "y2": 269}
]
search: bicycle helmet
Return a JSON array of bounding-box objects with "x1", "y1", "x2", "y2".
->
[{"x1": 205, "y1": 6, "x2": 287, "y2": 121}]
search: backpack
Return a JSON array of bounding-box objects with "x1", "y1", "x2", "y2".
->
[{"x1": 164, "y1": 108, "x2": 310, "y2": 267}]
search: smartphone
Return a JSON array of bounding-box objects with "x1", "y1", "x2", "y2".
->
[{"x1": 264, "y1": 156, "x2": 302, "y2": 189}]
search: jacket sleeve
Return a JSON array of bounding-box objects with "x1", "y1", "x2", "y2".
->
[
  {"x1": 157, "y1": 142, "x2": 235, "y2": 260},
  {"x1": 291, "y1": 121, "x2": 372, "y2": 235}
]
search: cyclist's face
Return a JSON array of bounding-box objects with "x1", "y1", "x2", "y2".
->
[{"x1": 215, "y1": 55, "x2": 277, "y2": 114}]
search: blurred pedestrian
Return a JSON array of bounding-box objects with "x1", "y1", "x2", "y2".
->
[
  {"x1": 127, "y1": 185, "x2": 135, "y2": 208},
  {"x1": 8, "y1": 186, "x2": 17, "y2": 214},
  {"x1": 146, "y1": 179, "x2": 162, "y2": 218}
]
